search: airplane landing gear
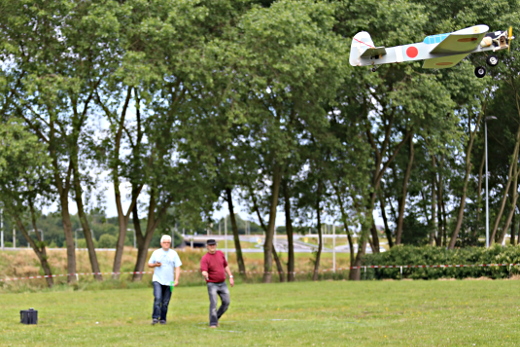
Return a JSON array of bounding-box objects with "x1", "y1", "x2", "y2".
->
[
  {"x1": 486, "y1": 55, "x2": 499, "y2": 67},
  {"x1": 475, "y1": 66, "x2": 487, "y2": 78}
]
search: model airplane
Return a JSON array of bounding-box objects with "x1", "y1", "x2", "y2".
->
[{"x1": 349, "y1": 25, "x2": 514, "y2": 78}]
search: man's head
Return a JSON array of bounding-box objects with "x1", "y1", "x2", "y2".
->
[
  {"x1": 206, "y1": 239, "x2": 217, "y2": 254},
  {"x1": 160, "y1": 235, "x2": 172, "y2": 250}
]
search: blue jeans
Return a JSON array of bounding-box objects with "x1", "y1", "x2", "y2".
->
[
  {"x1": 207, "y1": 282, "x2": 230, "y2": 327},
  {"x1": 152, "y1": 281, "x2": 172, "y2": 321}
]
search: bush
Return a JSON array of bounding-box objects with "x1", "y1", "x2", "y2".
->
[
  {"x1": 98, "y1": 234, "x2": 117, "y2": 248},
  {"x1": 76, "y1": 238, "x2": 98, "y2": 249},
  {"x1": 362, "y1": 245, "x2": 520, "y2": 280}
]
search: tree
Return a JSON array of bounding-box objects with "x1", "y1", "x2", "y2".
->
[
  {"x1": 0, "y1": 0, "x2": 122, "y2": 282},
  {"x1": 0, "y1": 120, "x2": 54, "y2": 287},
  {"x1": 233, "y1": 0, "x2": 348, "y2": 282}
]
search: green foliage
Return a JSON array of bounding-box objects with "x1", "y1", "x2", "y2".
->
[
  {"x1": 2, "y1": 0, "x2": 520, "y2": 279},
  {"x1": 400, "y1": 215, "x2": 431, "y2": 246},
  {"x1": 97, "y1": 234, "x2": 117, "y2": 249},
  {"x1": 363, "y1": 245, "x2": 520, "y2": 280},
  {"x1": 76, "y1": 238, "x2": 98, "y2": 249}
]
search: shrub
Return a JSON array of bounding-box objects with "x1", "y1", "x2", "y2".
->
[
  {"x1": 362, "y1": 245, "x2": 520, "y2": 280},
  {"x1": 98, "y1": 234, "x2": 117, "y2": 248},
  {"x1": 75, "y1": 238, "x2": 98, "y2": 249}
]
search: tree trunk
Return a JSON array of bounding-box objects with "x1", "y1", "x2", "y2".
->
[
  {"x1": 378, "y1": 190, "x2": 393, "y2": 248},
  {"x1": 490, "y1": 124, "x2": 520, "y2": 244},
  {"x1": 225, "y1": 188, "x2": 246, "y2": 280},
  {"x1": 132, "y1": 189, "x2": 171, "y2": 281},
  {"x1": 313, "y1": 183, "x2": 323, "y2": 281},
  {"x1": 14, "y1": 216, "x2": 54, "y2": 288},
  {"x1": 113, "y1": 218, "x2": 128, "y2": 279},
  {"x1": 283, "y1": 180, "x2": 295, "y2": 282},
  {"x1": 349, "y1": 238, "x2": 367, "y2": 281},
  {"x1": 132, "y1": 200, "x2": 157, "y2": 281},
  {"x1": 59, "y1": 192, "x2": 77, "y2": 283},
  {"x1": 272, "y1": 243, "x2": 285, "y2": 282},
  {"x1": 498, "y1": 170, "x2": 520, "y2": 244},
  {"x1": 72, "y1": 165, "x2": 102, "y2": 281},
  {"x1": 511, "y1": 208, "x2": 516, "y2": 245},
  {"x1": 448, "y1": 122, "x2": 479, "y2": 249},
  {"x1": 263, "y1": 164, "x2": 282, "y2": 283},
  {"x1": 368, "y1": 192, "x2": 380, "y2": 254},
  {"x1": 395, "y1": 136, "x2": 414, "y2": 244},
  {"x1": 334, "y1": 185, "x2": 355, "y2": 268},
  {"x1": 436, "y1": 154, "x2": 447, "y2": 247},
  {"x1": 430, "y1": 175, "x2": 437, "y2": 246},
  {"x1": 114, "y1": 183, "x2": 141, "y2": 279}
]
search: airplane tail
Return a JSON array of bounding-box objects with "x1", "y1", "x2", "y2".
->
[{"x1": 350, "y1": 31, "x2": 375, "y2": 66}]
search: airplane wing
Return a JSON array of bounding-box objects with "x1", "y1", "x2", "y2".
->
[
  {"x1": 429, "y1": 25, "x2": 488, "y2": 54},
  {"x1": 360, "y1": 47, "x2": 387, "y2": 59},
  {"x1": 422, "y1": 53, "x2": 468, "y2": 69}
]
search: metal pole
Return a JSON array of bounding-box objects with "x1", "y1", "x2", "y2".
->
[
  {"x1": 333, "y1": 224, "x2": 336, "y2": 273},
  {"x1": 13, "y1": 228, "x2": 15, "y2": 248},
  {"x1": 1, "y1": 208, "x2": 3, "y2": 250},
  {"x1": 224, "y1": 216, "x2": 228, "y2": 260},
  {"x1": 485, "y1": 119, "x2": 489, "y2": 248}
]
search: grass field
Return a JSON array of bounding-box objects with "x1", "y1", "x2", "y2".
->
[{"x1": 1, "y1": 279, "x2": 519, "y2": 346}]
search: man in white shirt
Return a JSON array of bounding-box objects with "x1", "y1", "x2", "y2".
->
[{"x1": 148, "y1": 235, "x2": 182, "y2": 325}]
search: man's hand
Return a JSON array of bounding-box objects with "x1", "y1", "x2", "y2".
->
[
  {"x1": 229, "y1": 277, "x2": 234, "y2": 287},
  {"x1": 174, "y1": 280, "x2": 179, "y2": 287},
  {"x1": 154, "y1": 262, "x2": 162, "y2": 267},
  {"x1": 202, "y1": 271, "x2": 209, "y2": 281}
]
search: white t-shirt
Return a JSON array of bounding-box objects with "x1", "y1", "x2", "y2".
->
[{"x1": 148, "y1": 248, "x2": 182, "y2": 285}]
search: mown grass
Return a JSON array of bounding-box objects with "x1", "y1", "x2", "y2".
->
[{"x1": 1, "y1": 279, "x2": 519, "y2": 346}]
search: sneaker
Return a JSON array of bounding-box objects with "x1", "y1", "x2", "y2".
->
[
  {"x1": 160, "y1": 320, "x2": 166, "y2": 325},
  {"x1": 152, "y1": 318, "x2": 159, "y2": 325}
]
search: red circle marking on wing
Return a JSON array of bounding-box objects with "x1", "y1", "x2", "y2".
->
[{"x1": 406, "y1": 46, "x2": 418, "y2": 58}]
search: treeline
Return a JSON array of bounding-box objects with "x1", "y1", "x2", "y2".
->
[
  {"x1": 0, "y1": 212, "x2": 263, "y2": 248},
  {"x1": 1, "y1": 0, "x2": 520, "y2": 286}
]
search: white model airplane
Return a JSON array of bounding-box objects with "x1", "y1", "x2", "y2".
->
[{"x1": 349, "y1": 25, "x2": 514, "y2": 78}]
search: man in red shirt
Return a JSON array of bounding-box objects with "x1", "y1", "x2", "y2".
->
[{"x1": 200, "y1": 239, "x2": 234, "y2": 328}]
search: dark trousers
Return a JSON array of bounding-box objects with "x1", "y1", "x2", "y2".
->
[{"x1": 152, "y1": 281, "x2": 172, "y2": 320}]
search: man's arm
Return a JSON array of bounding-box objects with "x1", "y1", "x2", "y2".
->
[
  {"x1": 174, "y1": 267, "x2": 181, "y2": 286},
  {"x1": 148, "y1": 252, "x2": 160, "y2": 268},
  {"x1": 201, "y1": 256, "x2": 209, "y2": 281},
  {"x1": 225, "y1": 265, "x2": 234, "y2": 287}
]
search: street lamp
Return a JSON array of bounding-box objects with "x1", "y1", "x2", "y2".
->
[
  {"x1": 29, "y1": 229, "x2": 43, "y2": 240},
  {"x1": 1, "y1": 208, "x2": 3, "y2": 250},
  {"x1": 485, "y1": 116, "x2": 497, "y2": 248}
]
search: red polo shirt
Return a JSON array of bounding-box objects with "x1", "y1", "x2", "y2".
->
[{"x1": 200, "y1": 250, "x2": 228, "y2": 283}]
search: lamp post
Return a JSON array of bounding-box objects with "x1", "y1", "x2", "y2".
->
[
  {"x1": 332, "y1": 224, "x2": 336, "y2": 273},
  {"x1": 485, "y1": 116, "x2": 497, "y2": 248},
  {"x1": 1, "y1": 208, "x2": 3, "y2": 250},
  {"x1": 224, "y1": 216, "x2": 228, "y2": 260}
]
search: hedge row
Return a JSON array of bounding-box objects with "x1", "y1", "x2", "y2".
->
[{"x1": 361, "y1": 245, "x2": 520, "y2": 280}]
